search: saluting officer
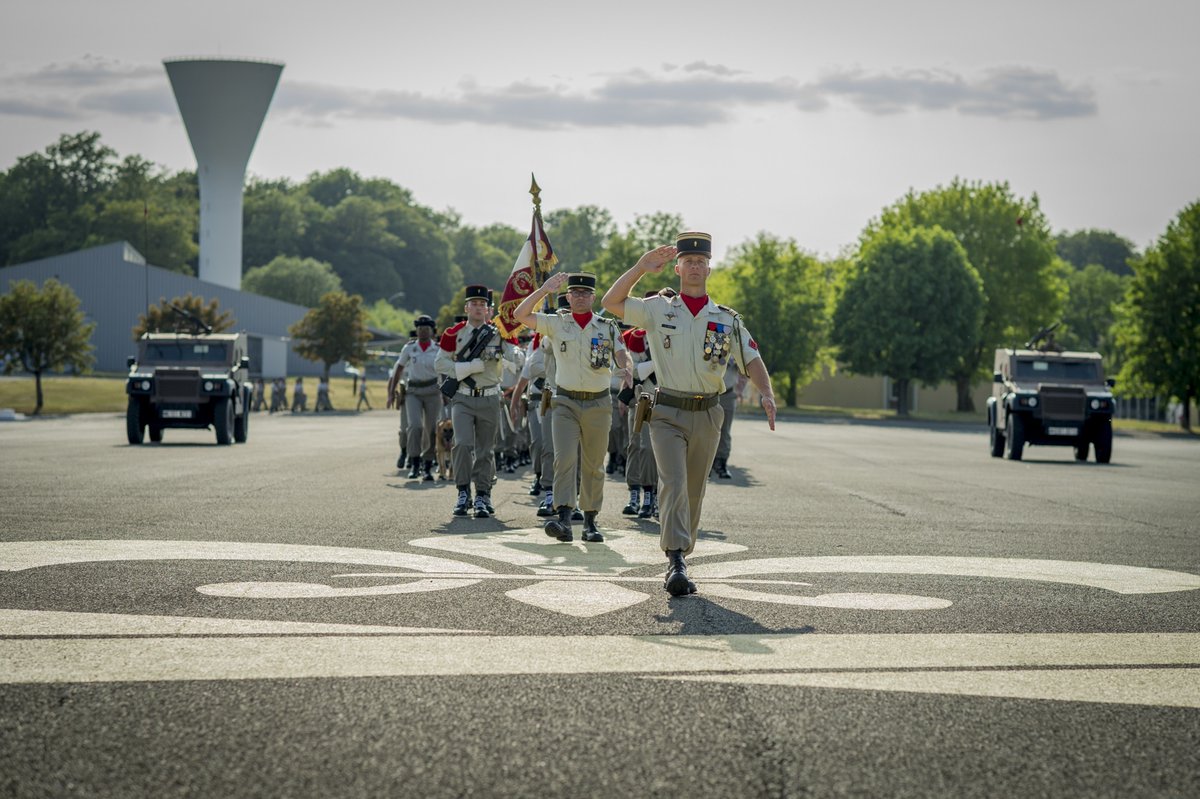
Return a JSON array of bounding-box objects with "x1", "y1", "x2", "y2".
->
[
  {"x1": 435, "y1": 286, "x2": 517, "y2": 519},
  {"x1": 515, "y1": 272, "x2": 628, "y2": 542},
  {"x1": 602, "y1": 232, "x2": 777, "y2": 596},
  {"x1": 388, "y1": 315, "x2": 440, "y2": 481}
]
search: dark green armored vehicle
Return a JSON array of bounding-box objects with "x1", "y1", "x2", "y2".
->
[
  {"x1": 125, "y1": 332, "x2": 252, "y2": 445},
  {"x1": 986, "y1": 328, "x2": 1115, "y2": 463}
]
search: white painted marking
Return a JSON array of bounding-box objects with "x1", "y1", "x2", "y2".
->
[
  {"x1": 664, "y1": 668, "x2": 1200, "y2": 709},
  {"x1": 196, "y1": 579, "x2": 480, "y2": 599},
  {"x1": 0, "y1": 540, "x2": 494, "y2": 575},
  {"x1": 690, "y1": 556, "x2": 1200, "y2": 595},
  {"x1": 409, "y1": 528, "x2": 746, "y2": 575},
  {"x1": 505, "y1": 580, "x2": 652, "y2": 617},
  {"x1": 2, "y1": 633, "x2": 1197, "y2": 710},
  {"x1": 700, "y1": 585, "x2": 952, "y2": 610},
  {"x1": 0, "y1": 608, "x2": 473, "y2": 636}
]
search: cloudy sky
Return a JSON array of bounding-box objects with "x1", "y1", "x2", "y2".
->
[{"x1": 1, "y1": 0, "x2": 1197, "y2": 262}]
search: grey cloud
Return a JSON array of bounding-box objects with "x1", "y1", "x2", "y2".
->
[
  {"x1": 808, "y1": 66, "x2": 1097, "y2": 119},
  {"x1": 77, "y1": 86, "x2": 177, "y2": 117},
  {"x1": 0, "y1": 97, "x2": 81, "y2": 120},
  {"x1": 21, "y1": 55, "x2": 161, "y2": 88},
  {"x1": 680, "y1": 61, "x2": 744, "y2": 77}
]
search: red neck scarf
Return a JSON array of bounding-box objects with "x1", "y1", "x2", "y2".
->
[
  {"x1": 681, "y1": 294, "x2": 709, "y2": 317},
  {"x1": 572, "y1": 311, "x2": 593, "y2": 328},
  {"x1": 418, "y1": 340, "x2": 431, "y2": 351}
]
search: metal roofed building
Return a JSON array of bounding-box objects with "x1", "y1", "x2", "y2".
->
[{"x1": 0, "y1": 241, "x2": 326, "y2": 378}]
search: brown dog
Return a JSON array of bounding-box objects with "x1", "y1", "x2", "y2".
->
[{"x1": 435, "y1": 418, "x2": 454, "y2": 481}]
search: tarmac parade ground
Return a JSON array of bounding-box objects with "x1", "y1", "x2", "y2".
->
[{"x1": 1, "y1": 411, "x2": 1198, "y2": 797}]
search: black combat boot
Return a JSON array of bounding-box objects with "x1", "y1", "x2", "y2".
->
[
  {"x1": 572, "y1": 507, "x2": 584, "y2": 522},
  {"x1": 398, "y1": 447, "x2": 407, "y2": 470},
  {"x1": 452, "y1": 488, "x2": 470, "y2": 517},
  {"x1": 473, "y1": 494, "x2": 491, "y2": 519},
  {"x1": 422, "y1": 459, "x2": 434, "y2": 482},
  {"x1": 638, "y1": 488, "x2": 656, "y2": 519},
  {"x1": 529, "y1": 474, "x2": 543, "y2": 496},
  {"x1": 581, "y1": 511, "x2": 603, "y2": 542},
  {"x1": 536, "y1": 491, "x2": 555, "y2": 517},
  {"x1": 622, "y1": 487, "x2": 641, "y2": 515},
  {"x1": 714, "y1": 458, "x2": 732, "y2": 479},
  {"x1": 665, "y1": 549, "x2": 696, "y2": 597},
  {"x1": 605, "y1": 453, "x2": 617, "y2": 474},
  {"x1": 408, "y1": 457, "x2": 421, "y2": 479},
  {"x1": 544, "y1": 506, "x2": 573, "y2": 541}
]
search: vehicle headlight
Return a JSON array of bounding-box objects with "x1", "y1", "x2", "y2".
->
[
  {"x1": 1027, "y1": 397, "x2": 1038, "y2": 407},
  {"x1": 203, "y1": 381, "x2": 214, "y2": 392},
  {"x1": 1090, "y1": 398, "x2": 1100, "y2": 409}
]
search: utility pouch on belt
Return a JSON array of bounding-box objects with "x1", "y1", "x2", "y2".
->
[
  {"x1": 540, "y1": 388, "x2": 552, "y2": 415},
  {"x1": 616, "y1": 386, "x2": 635, "y2": 406},
  {"x1": 632, "y1": 391, "x2": 654, "y2": 434}
]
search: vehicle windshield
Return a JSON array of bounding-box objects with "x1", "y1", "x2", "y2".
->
[
  {"x1": 1015, "y1": 359, "x2": 1099, "y2": 381},
  {"x1": 143, "y1": 342, "x2": 229, "y2": 364}
]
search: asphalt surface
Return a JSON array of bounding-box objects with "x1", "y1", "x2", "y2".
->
[{"x1": 1, "y1": 409, "x2": 1198, "y2": 798}]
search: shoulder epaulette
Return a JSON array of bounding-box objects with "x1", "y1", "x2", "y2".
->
[{"x1": 716, "y1": 304, "x2": 741, "y2": 319}]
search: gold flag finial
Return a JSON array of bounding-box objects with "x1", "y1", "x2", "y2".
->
[{"x1": 530, "y1": 173, "x2": 542, "y2": 212}]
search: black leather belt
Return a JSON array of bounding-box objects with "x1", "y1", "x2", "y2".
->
[
  {"x1": 408, "y1": 378, "x2": 437, "y2": 388},
  {"x1": 656, "y1": 392, "x2": 720, "y2": 412},
  {"x1": 556, "y1": 388, "x2": 609, "y2": 402}
]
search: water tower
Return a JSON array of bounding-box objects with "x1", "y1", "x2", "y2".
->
[{"x1": 164, "y1": 58, "x2": 283, "y2": 289}]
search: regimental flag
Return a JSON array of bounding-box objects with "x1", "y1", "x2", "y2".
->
[{"x1": 494, "y1": 205, "x2": 557, "y2": 338}]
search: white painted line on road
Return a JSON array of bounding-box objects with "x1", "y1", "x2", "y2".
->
[
  {"x1": 504, "y1": 580, "x2": 652, "y2": 617},
  {"x1": 664, "y1": 668, "x2": 1200, "y2": 709},
  {"x1": 0, "y1": 609, "x2": 475, "y2": 636},
  {"x1": 0, "y1": 540, "x2": 494, "y2": 575},
  {"x1": 690, "y1": 556, "x2": 1200, "y2": 594},
  {"x1": 2, "y1": 633, "x2": 1197, "y2": 711}
]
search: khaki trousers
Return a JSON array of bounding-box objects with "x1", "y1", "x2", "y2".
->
[
  {"x1": 625, "y1": 400, "x2": 657, "y2": 487},
  {"x1": 404, "y1": 387, "x2": 441, "y2": 461},
  {"x1": 648, "y1": 403, "x2": 724, "y2": 555},
  {"x1": 715, "y1": 388, "x2": 737, "y2": 461},
  {"x1": 451, "y1": 393, "x2": 499, "y2": 494},
  {"x1": 550, "y1": 395, "x2": 611, "y2": 512},
  {"x1": 527, "y1": 402, "x2": 543, "y2": 474}
]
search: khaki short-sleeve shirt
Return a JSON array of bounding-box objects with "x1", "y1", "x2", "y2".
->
[
  {"x1": 533, "y1": 311, "x2": 621, "y2": 393},
  {"x1": 623, "y1": 295, "x2": 760, "y2": 396},
  {"x1": 397, "y1": 340, "x2": 440, "y2": 383}
]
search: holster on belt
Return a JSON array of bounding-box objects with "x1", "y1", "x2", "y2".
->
[
  {"x1": 632, "y1": 391, "x2": 654, "y2": 434},
  {"x1": 539, "y1": 388, "x2": 552, "y2": 415}
]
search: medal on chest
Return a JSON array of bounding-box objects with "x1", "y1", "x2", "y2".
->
[
  {"x1": 704, "y1": 322, "x2": 732, "y2": 366},
  {"x1": 589, "y1": 336, "x2": 612, "y2": 369}
]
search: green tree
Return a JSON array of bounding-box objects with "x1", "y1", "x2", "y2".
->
[
  {"x1": 629, "y1": 211, "x2": 686, "y2": 250},
  {"x1": 242, "y1": 181, "x2": 315, "y2": 271},
  {"x1": 289, "y1": 291, "x2": 371, "y2": 380},
  {"x1": 0, "y1": 278, "x2": 96, "y2": 414},
  {"x1": 363, "y1": 299, "x2": 418, "y2": 337},
  {"x1": 134, "y1": 294, "x2": 234, "y2": 338},
  {"x1": 544, "y1": 205, "x2": 615, "y2": 267},
  {"x1": 448, "y1": 226, "x2": 513, "y2": 291},
  {"x1": 1113, "y1": 201, "x2": 1200, "y2": 430},
  {"x1": 1057, "y1": 229, "x2": 1137, "y2": 276},
  {"x1": 833, "y1": 226, "x2": 984, "y2": 416},
  {"x1": 723, "y1": 234, "x2": 835, "y2": 407},
  {"x1": 242, "y1": 255, "x2": 343, "y2": 307},
  {"x1": 867, "y1": 179, "x2": 1065, "y2": 411},
  {"x1": 86, "y1": 198, "x2": 198, "y2": 274},
  {"x1": 1060, "y1": 264, "x2": 1127, "y2": 354}
]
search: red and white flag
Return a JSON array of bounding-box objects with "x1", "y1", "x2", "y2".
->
[{"x1": 494, "y1": 208, "x2": 557, "y2": 337}]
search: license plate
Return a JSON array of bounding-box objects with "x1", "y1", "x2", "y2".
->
[
  {"x1": 161, "y1": 409, "x2": 193, "y2": 419},
  {"x1": 1047, "y1": 426, "x2": 1077, "y2": 436}
]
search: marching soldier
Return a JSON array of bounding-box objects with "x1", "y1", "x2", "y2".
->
[
  {"x1": 515, "y1": 272, "x2": 628, "y2": 542},
  {"x1": 435, "y1": 285, "x2": 518, "y2": 519},
  {"x1": 602, "y1": 232, "x2": 777, "y2": 596},
  {"x1": 712, "y1": 360, "x2": 744, "y2": 479},
  {"x1": 388, "y1": 316, "x2": 440, "y2": 480},
  {"x1": 292, "y1": 377, "x2": 307, "y2": 413},
  {"x1": 622, "y1": 295, "x2": 660, "y2": 518}
]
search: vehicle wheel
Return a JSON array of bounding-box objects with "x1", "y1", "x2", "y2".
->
[
  {"x1": 1073, "y1": 440, "x2": 1089, "y2": 461},
  {"x1": 1005, "y1": 412, "x2": 1025, "y2": 461},
  {"x1": 989, "y1": 411, "x2": 1005, "y2": 457},
  {"x1": 149, "y1": 424, "x2": 163, "y2": 443},
  {"x1": 126, "y1": 399, "x2": 145, "y2": 445},
  {"x1": 234, "y1": 405, "x2": 249, "y2": 443},
  {"x1": 1093, "y1": 421, "x2": 1113, "y2": 464},
  {"x1": 214, "y1": 398, "x2": 234, "y2": 445}
]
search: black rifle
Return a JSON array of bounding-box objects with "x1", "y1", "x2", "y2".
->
[{"x1": 440, "y1": 324, "x2": 498, "y2": 398}]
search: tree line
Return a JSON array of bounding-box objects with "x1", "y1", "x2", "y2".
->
[{"x1": 1, "y1": 132, "x2": 1196, "y2": 426}]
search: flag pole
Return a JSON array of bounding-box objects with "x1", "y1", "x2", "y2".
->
[{"x1": 530, "y1": 173, "x2": 552, "y2": 312}]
